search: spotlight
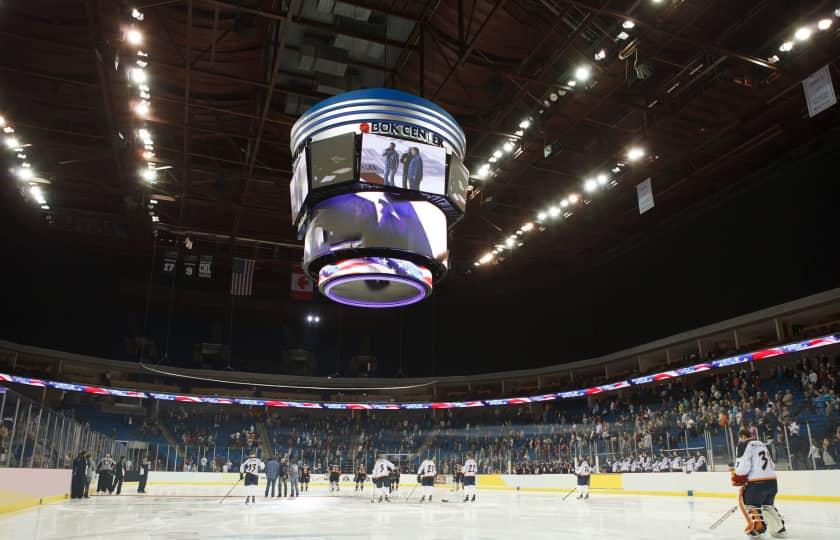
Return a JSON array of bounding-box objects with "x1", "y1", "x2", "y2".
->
[
  {"x1": 597, "y1": 173, "x2": 608, "y2": 185},
  {"x1": 505, "y1": 237, "x2": 515, "y2": 247},
  {"x1": 594, "y1": 49, "x2": 606, "y2": 61},
  {"x1": 542, "y1": 100, "x2": 551, "y2": 107},
  {"x1": 794, "y1": 27, "x2": 812, "y2": 41},
  {"x1": 818, "y1": 19, "x2": 832, "y2": 31},
  {"x1": 488, "y1": 156, "x2": 498, "y2": 163},
  {"x1": 4, "y1": 136, "x2": 20, "y2": 149},
  {"x1": 142, "y1": 150, "x2": 155, "y2": 160},
  {"x1": 584, "y1": 178, "x2": 598, "y2": 192},
  {"x1": 134, "y1": 101, "x2": 150, "y2": 118},
  {"x1": 521, "y1": 222, "x2": 534, "y2": 232},
  {"x1": 575, "y1": 65, "x2": 591, "y2": 81},
  {"x1": 479, "y1": 253, "x2": 494, "y2": 264},
  {"x1": 515, "y1": 129, "x2": 524, "y2": 137},
  {"x1": 126, "y1": 29, "x2": 143, "y2": 46},
  {"x1": 611, "y1": 166, "x2": 621, "y2": 173},
  {"x1": 519, "y1": 118, "x2": 531, "y2": 129},
  {"x1": 622, "y1": 20, "x2": 635, "y2": 29},
  {"x1": 617, "y1": 31, "x2": 630, "y2": 40},
  {"x1": 493, "y1": 150, "x2": 503, "y2": 159},
  {"x1": 779, "y1": 41, "x2": 794, "y2": 52},
  {"x1": 537, "y1": 211, "x2": 547, "y2": 221},
  {"x1": 503, "y1": 141, "x2": 515, "y2": 153},
  {"x1": 0, "y1": 115, "x2": 5, "y2": 126},
  {"x1": 767, "y1": 55, "x2": 780, "y2": 64},
  {"x1": 131, "y1": 9, "x2": 145, "y2": 21},
  {"x1": 136, "y1": 60, "x2": 148, "y2": 68},
  {"x1": 560, "y1": 199, "x2": 569, "y2": 208},
  {"x1": 149, "y1": 199, "x2": 159, "y2": 205},
  {"x1": 568, "y1": 193, "x2": 579, "y2": 204},
  {"x1": 551, "y1": 204, "x2": 563, "y2": 215},
  {"x1": 567, "y1": 80, "x2": 577, "y2": 88},
  {"x1": 151, "y1": 215, "x2": 160, "y2": 222},
  {"x1": 3, "y1": 126, "x2": 13, "y2": 134},
  {"x1": 29, "y1": 185, "x2": 46, "y2": 204},
  {"x1": 40, "y1": 205, "x2": 50, "y2": 210},
  {"x1": 16, "y1": 167, "x2": 33, "y2": 180},
  {"x1": 626, "y1": 147, "x2": 646, "y2": 161},
  {"x1": 17, "y1": 153, "x2": 27, "y2": 160},
  {"x1": 549, "y1": 92, "x2": 559, "y2": 102}
]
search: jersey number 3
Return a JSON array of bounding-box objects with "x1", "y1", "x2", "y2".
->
[{"x1": 758, "y1": 450, "x2": 769, "y2": 470}]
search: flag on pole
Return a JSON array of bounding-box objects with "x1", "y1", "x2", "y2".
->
[
  {"x1": 291, "y1": 264, "x2": 313, "y2": 300},
  {"x1": 230, "y1": 257, "x2": 255, "y2": 296}
]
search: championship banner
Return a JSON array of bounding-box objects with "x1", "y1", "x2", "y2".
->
[
  {"x1": 162, "y1": 251, "x2": 178, "y2": 273},
  {"x1": 183, "y1": 255, "x2": 197, "y2": 278},
  {"x1": 198, "y1": 255, "x2": 213, "y2": 279},
  {"x1": 291, "y1": 264, "x2": 313, "y2": 300}
]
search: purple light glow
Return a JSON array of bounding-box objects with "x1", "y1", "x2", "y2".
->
[{"x1": 322, "y1": 274, "x2": 430, "y2": 308}]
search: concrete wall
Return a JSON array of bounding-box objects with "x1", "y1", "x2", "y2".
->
[{"x1": 0, "y1": 468, "x2": 70, "y2": 514}]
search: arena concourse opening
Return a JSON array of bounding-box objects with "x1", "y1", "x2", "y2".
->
[{"x1": 1, "y1": 1, "x2": 840, "y2": 539}]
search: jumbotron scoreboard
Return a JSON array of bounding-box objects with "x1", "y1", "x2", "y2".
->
[{"x1": 289, "y1": 89, "x2": 469, "y2": 308}]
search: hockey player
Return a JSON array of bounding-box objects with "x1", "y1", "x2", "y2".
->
[
  {"x1": 685, "y1": 454, "x2": 696, "y2": 473},
  {"x1": 732, "y1": 428, "x2": 786, "y2": 537},
  {"x1": 372, "y1": 455, "x2": 395, "y2": 503},
  {"x1": 696, "y1": 452, "x2": 708, "y2": 472},
  {"x1": 670, "y1": 454, "x2": 682, "y2": 472},
  {"x1": 462, "y1": 454, "x2": 478, "y2": 502},
  {"x1": 355, "y1": 463, "x2": 367, "y2": 492},
  {"x1": 575, "y1": 457, "x2": 591, "y2": 499},
  {"x1": 329, "y1": 463, "x2": 341, "y2": 492},
  {"x1": 301, "y1": 464, "x2": 311, "y2": 492},
  {"x1": 240, "y1": 452, "x2": 265, "y2": 505},
  {"x1": 417, "y1": 458, "x2": 436, "y2": 502}
]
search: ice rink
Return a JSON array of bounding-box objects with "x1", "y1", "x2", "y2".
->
[{"x1": 1, "y1": 485, "x2": 838, "y2": 540}]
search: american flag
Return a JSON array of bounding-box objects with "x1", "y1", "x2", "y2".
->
[{"x1": 231, "y1": 257, "x2": 255, "y2": 296}]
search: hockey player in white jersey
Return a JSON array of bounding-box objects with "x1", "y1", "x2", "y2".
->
[
  {"x1": 732, "y1": 428, "x2": 786, "y2": 537},
  {"x1": 372, "y1": 455, "x2": 395, "y2": 503},
  {"x1": 462, "y1": 454, "x2": 477, "y2": 502},
  {"x1": 416, "y1": 458, "x2": 436, "y2": 502},
  {"x1": 240, "y1": 452, "x2": 265, "y2": 505},
  {"x1": 575, "y1": 457, "x2": 591, "y2": 499}
]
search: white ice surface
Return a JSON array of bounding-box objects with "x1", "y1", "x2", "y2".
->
[{"x1": 1, "y1": 485, "x2": 838, "y2": 539}]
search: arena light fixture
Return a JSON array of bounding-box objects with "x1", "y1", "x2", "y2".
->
[
  {"x1": 794, "y1": 27, "x2": 812, "y2": 41},
  {"x1": 622, "y1": 20, "x2": 635, "y2": 29},
  {"x1": 0, "y1": 115, "x2": 5, "y2": 127},
  {"x1": 779, "y1": 41, "x2": 794, "y2": 52},
  {"x1": 4, "y1": 136, "x2": 20, "y2": 149},
  {"x1": 503, "y1": 141, "x2": 515, "y2": 153},
  {"x1": 594, "y1": 49, "x2": 606, "y2": 61},
  {"x1": 151, "y1": 215, "x2": 159, "y2": 222},
  {"x1": 515, "y1": 129, "x2": 524, "y2": 137},
  {"x1": 3, "y1": 126, "x2": 13, "y2": 134},
  {"x1": 134, "y1": 101, "x2": 150, "y2": 118},
  {"x1": 29, "y1": 185, "x2": 46, "y2": 204},
  {"x1": 130, "y1": 67, "x2": 148, "y2": 85},
  {"x1": 137, "y1": 128, "x2": 152, "y2": 144},
  {"x1": 537, "y1": 211, "x2": 547, "y2": 221},
  {"x1": 549, "y1": 92, "x2": 559, "y2": 102},
  {"x1": 574, "y1": 65, "x2": 591, "y2": 82},
  {"x1": 584, "y1": 178, "x2": 598, "y2": 192},
  {"x1": 40, "y1": 204, "x2": 50, "y2": 210},
  {"x1": 818, "y1": 18, "x2": 833, "y2": 30},
  {"x1": 626, "y1": 147, "x2": 646, "y2": 161},
  {"x1": 597, "y1": 173, "x2": 608, "y2": 185},
  {"x1": 519, "y1": 118, "x2": 531, "y2": 129},
  {"x1": 126, "y1": 28, "x2": 143, "y2": 45},
  {"x1": 15, "y1": 167, "x2": 33, "y2": 181},
  {"x1": 479, "y1": 253, "x2": 494, "y2": 264},
  {"x1": 140, "y1": 168, "x2": 157, "y2": 182},
  {"x1": 567, "y1": 79, "x2": 577, "y2": 88},
  {"x1": 488, "y1": 156, "x2": 498, "y2": 163},
  {"x1": 568, "y1": 193, "x2": 580, "y2": 204},
  {"x1": 131, "y1": 8, "x2": 144, "y2": 21},
  {"x1": 521, "y1": 222, "x2": 534, "y2": 232},
  {"x1": 492, "y1": 150, "x2": 503, "y2": 159},
  {"x1": 617, "y1": 31, "x2": 630, "y2": 40}
]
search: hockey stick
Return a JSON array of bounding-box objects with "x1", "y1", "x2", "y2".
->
[
  {"x1": 404, "y1": 483, "x2": 419, "y2": 503},
  {"x1": 219, "y1": 477, "x2": 242, "y2": 504},
  {"x1": 709, "y1": 506, "x2": 738, "y2": 530},
  {"x1": 562, "y1": 486, "x2": 576, "y2": 501}
]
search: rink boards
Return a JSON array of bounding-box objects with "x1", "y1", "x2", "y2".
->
[{"x1": 3, "y1": 469, "x2": 840, "y2": 515}]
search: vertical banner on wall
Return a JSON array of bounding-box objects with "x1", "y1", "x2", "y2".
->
[
  {"x1": 183, "y1": 255, "x2": 197, "y2": 278},
  {"x1": 291, "y1": 264, "x2": 313, "y2": 300},
  {"x1": 198, "y1": 255, "x2": 213, "y2": 279},
  {"x1": 636, "y1": 177, "x2": 655, "y2": 214},
  {"x1": 162, "y1": 251, "x2": 178, "y2": 273}
]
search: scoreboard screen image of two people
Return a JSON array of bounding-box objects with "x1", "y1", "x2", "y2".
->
[{"x1": 360, "y1": 133, "x2": 447, "y2": 195}]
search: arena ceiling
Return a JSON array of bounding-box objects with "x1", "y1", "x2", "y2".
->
[{"x1": 1, "y1": 0, "x2": 839, "y2": 281}]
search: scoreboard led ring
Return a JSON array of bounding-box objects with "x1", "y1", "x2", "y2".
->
[{"x1": 289, "y1": 89, "x2": 470, "y2": 308}]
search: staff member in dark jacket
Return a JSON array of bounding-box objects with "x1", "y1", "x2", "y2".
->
[
  {"x1": 278, "y1": 457, "x2": 289, "y2": 498},
  {"x1": 71, "y1": 451, "x2": 87, "y2": 499},
  {"x1": 113, "y1": 457, "x2": 126, "y2": 495},
  {"x1": 137, "y1": 456, "x2": 150, "y2": 493},
  {"x1": 97, "y1": 454, "x2": 115, "y2": 494},
  {"x1": 265, "y1": 456, "x2": 280, "y2": 497},
  {"x1": 399, "y1": 150, "x2": 412, "y2": 188}
]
